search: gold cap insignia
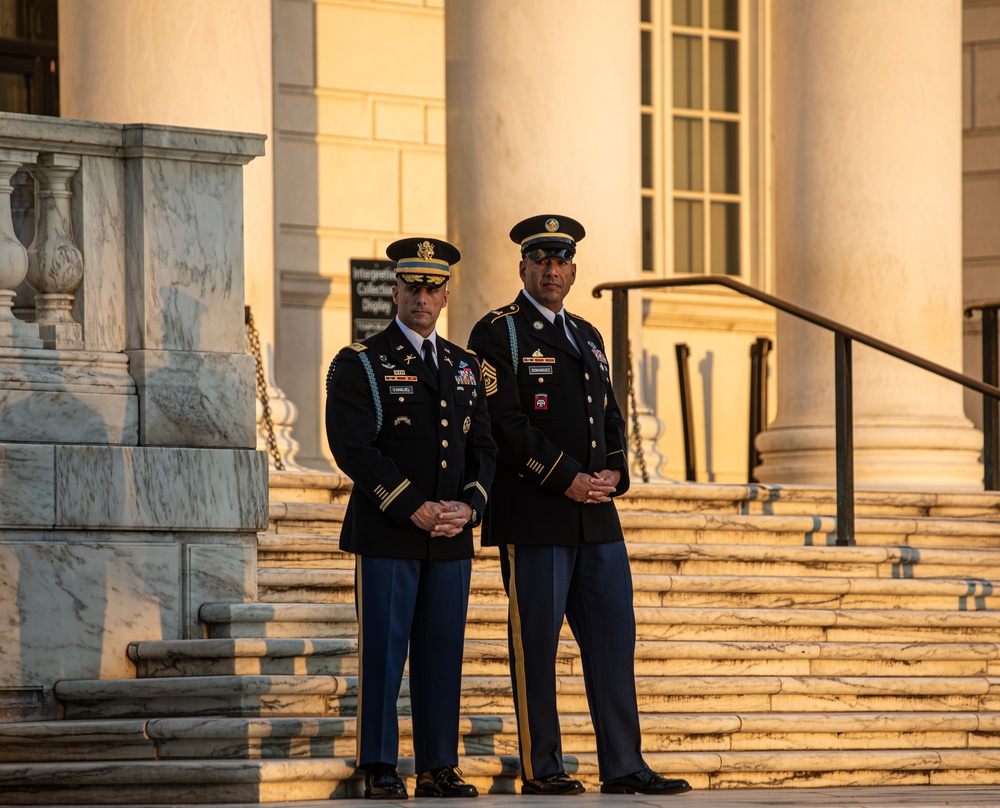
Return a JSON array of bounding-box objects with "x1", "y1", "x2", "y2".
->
[
  {"x1": 417, "y1": 240, "x2": 435, "y2": 260},
  {"x1": 545, "y1": 218, "x2": 559, "y2": 232}
]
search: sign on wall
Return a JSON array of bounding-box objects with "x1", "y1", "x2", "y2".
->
[{"x1": 350, "y1": 259, "x2": 397, "y2": 341}]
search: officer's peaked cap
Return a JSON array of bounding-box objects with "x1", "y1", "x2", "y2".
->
[
  {"x1": 387, "y1": 237, "x2": 460, "y2": 288},
  {"x1": 509, "y1": 215, "x2": 586, "y2": 254}
]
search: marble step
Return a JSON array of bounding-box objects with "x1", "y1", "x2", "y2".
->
[
  {"x1": 53, "y1": 669, "x2": 1000, "y2": 721},
  {"x1": 616, "y1": 482, "x2": 1000, "y2": 519},
  {"x1": 261, "y1": 508, "x2": 1000, "y2": 549},
  {"x1": 126, "y1": 637, "x2": 1000, "y2": 679},
  {"x1": 266, "y1": 480, "x2": 1000, "y2": 522},
  {"x1": 0, "y1": 719, "x2": 154, "y2": 762},
  {"x1": 619, "y1": 542, "x2": 1000, "y2": 579},
  {"x1": 54, "y1": 674, "x2": 359, "y2": 720},
  {"x1": 255, "y1": 568, "x2": 1000, "y2": 611},
  {"x1": 256, "y1": 536, "x2": 1000, "y2": 581},
  {"x1": 6, "y1": 747, "x2": 1000, "y2": 802},
  {"x1": 200, "y1": 600, "x2": 1000, "y2": 641},
  {"x1": 266, "y1": 501, "x2": 346, "y2": 538},
  {"x1": 617, "y1": 512, "x2": 1000, "y2": 549},
  {"x1": 269, "y1": 471, "x2": 351, "y2": 504},
  {"x1": 6, "y1": 711, "x2": 1000, "y2": 764},
  {"x1": 128, "y1": 638, "x2": 358, "y2": 677}
]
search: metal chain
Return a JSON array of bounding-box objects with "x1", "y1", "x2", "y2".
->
[
  {"x1": 627, "y1": 340, "x2": 649, "y2": 483},
  {"x1": 245, "y1": 308, "x2": 285, "y2": 471}
]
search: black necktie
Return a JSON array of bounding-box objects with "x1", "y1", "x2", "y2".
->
[
  {"x1": 422, "y1": 338, "x2": 438, "y2": 374},
  {"x1": 554, "y1": 314, "x2": 578, "y2": 354}
]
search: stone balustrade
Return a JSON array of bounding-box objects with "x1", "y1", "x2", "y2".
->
[
  {"x1": 0, "y1": 112, "x2": 269, "y2": 721},
  {"x1": 0, "y1": 113, "x2": 266, "y2": 446}
]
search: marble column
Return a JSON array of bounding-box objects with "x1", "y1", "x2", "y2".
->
[
  {"x1": 445, "y1": 0, "x2": 664, "y2": 477},
  {"x1": 57, "y1": 0, "x2": 302, "y2": 468},
  {"x1": 445, "y1": 0, "x2": 642, "y2": 338},
  {"x1": 755, "y1": 0, "x2": 982, "y2": 490}
]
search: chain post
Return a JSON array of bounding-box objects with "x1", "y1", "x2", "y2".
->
[
  {"x1": 245, "y1": 307, "x2": 285, "y2": 471},
  {"x1": 627, "y1": 340, "x2": 650, "y2": 483}
]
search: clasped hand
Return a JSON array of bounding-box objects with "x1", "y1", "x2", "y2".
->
[
  {"x1": 565, "y1": 469, "x2": 620, "y2": 504},
  {"x1": 410, "y1": 500, "x2": 473, "y2": 537}
]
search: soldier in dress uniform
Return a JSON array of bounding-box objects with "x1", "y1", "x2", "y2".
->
[
  {"x1": 326, "y1": 237, "x2": 496, "y2": 800},
  {"x1": 467, "y1": 215, "x2": 691, "y2": 797}
]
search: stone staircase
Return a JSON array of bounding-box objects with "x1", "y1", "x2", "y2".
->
[{"x1": 3, "y1": 471, "x2": 1000, "y2": 802}]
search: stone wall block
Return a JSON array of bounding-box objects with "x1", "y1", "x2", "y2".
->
[
  {"x1": 54, "y1": 445, "x2": 268, "y2": 531},
  {"x1": 123, "y1": 125, "x2": 263, "y2": 355},
  {"x1": 126, "y1": 349, "x2": 257, "y2": 449},
  {"x1": 73, "y1": 154, "x2": 127, "y2": 354}
]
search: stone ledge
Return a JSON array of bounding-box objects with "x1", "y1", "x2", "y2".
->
[
  {"x1": 5, "y1": 750, "x2": 1000, "y2": 796},
  {"x1": 128, "y1": 638, "x2": 357, "y2": 662}
]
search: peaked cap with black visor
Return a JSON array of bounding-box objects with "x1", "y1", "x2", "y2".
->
[
  {"x1": 386, "y1": 237, "x2": 460, "y2": 287},
  {"x1": 509, "y1": 214, "x2": 586, "y2": 262}
]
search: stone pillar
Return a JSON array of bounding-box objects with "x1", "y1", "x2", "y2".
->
[
  {"x1": 445, "y1": 0, "x2": 662, "y2": 478},
  {"x1": 57, "y1": 0, "x2": 302, "y2": 468},
  {"x1": 756, "y1": 0, "x2": 982, "y2": 490},
  {"x1": 122, "y1": 125, "x2": 261, "y2": 449},
  {"x1": 445, "y1": 0, "x2": 642, "y2": 340}
]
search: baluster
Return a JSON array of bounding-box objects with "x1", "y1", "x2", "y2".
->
[
  {"x1": 26, "y1": 153, "x2": 84, "y2": 350},
  {"x1": 10, "y1": 169, "x2": 36, "y2": 321},
  {"x1": 0, "y1": 150, "x2": 42, "y2": 348}
]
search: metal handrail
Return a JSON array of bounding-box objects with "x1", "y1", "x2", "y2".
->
[
  {"x1": 965, "y1": 301, "x2": 1000, "y2": 488},
  {"x1": 594, "y1": 276, "x2": 1000, "y2": 546}
]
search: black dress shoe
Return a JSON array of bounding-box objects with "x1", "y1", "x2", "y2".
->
[
  {"x1": 601, "y1": 767, "x2": 691, "y2": 795},
  {"x1": 415, "y1": 766, "x2": 478, "y2": 798},
  {"x1": 364, "y1": 763, "x2": 408, "y2": 800},
  {"x1": 521, "y1": 771, "x2": 585, "y2": 795}
]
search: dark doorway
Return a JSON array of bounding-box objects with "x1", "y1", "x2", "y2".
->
[{"x1": 0, "y1": 0, "x2": 58, "y2": 115}]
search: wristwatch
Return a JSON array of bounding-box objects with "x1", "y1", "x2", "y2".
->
[{"x1": 467, "y1": 508, "x2": 481, "y2": 528}]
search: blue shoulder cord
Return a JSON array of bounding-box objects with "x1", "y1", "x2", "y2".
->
[
  {"x1": 505, "y1": 316, "x2": 519, "y2": 368},
  {"x1": 358, "y1": 352, "x2": 383, "y2": 433}
]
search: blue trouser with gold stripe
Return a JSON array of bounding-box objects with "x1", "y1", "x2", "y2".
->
[
  {"x1": 354, "y1": 555, "x2": 472, "y2": 771},
  {"x1": 499, "y1": 541, "x2": 644, "y2": 783}
]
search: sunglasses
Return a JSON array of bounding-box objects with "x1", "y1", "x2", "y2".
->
[{"x1": 524, "y1": 248, "x2": 575, "y2": 263}]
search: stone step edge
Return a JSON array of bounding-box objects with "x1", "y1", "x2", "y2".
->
[
  {"x1": 255, "y1": 569, "x2": 1000, "y2": 597},
  {"x1": 267, "y1": 504, "x2": 1000, "y2": 536},
  {"x1": 7, "y1": 748, "x2": 1000, "y2": 785},
  {"x1": 7, "y1": 711, "x2": 1000, "y2": 743},
  {"x1": 255, "y1": 538, "x2": 1000, "y2": 568},
  {"x1": 199, "y1": 602, "x2": 1000, "y2": 628},
  {"x1": 127, "y1": 637, "x2": 1000, "y2": 663},
  {"x1": 623, "y1": 482, "x2": 1000, "y2": 509},
  {"x1": 616, "y1": 512, "x2": 1000, "y2": 536},
  {"x1": 52, "y1": 673, "x2": 1000, "y2": 701},
  {"x1": 268, "y1": 476, "x2": 1000, "y2": 509},
  {"x1": 270, "y1": 471, "x2": 349, "y2": 491}
]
